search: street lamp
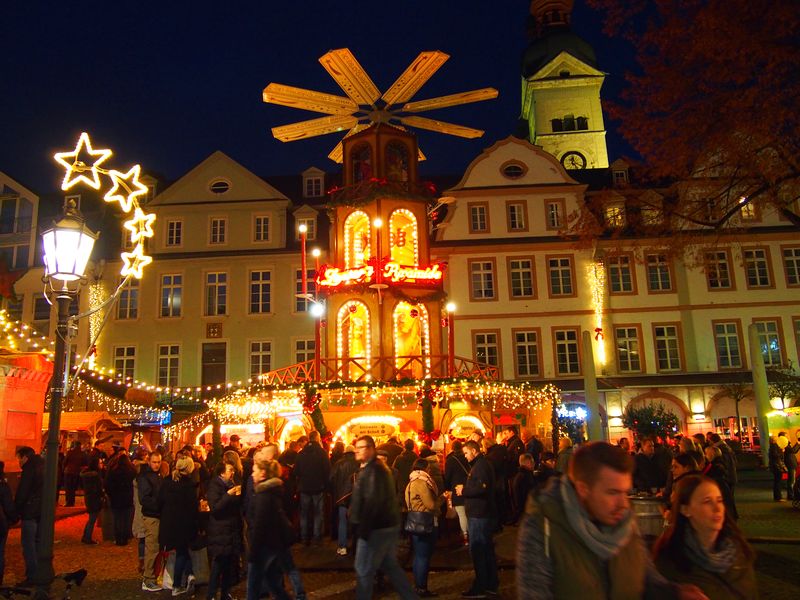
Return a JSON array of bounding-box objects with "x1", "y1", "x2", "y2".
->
[
  {"x1": 446, "y1": 302, "x2": 456, "y2": 377},
  {"x1": 36, "y1": 200, "x2": 97, "y2": 596},
  {"x1": 310, "y1": 301, "x2": 325, "y2": 381}
]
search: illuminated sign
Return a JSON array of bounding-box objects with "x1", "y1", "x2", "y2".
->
[{"x1": 317, "y1": 261, "x2": 444, "y2": 290}]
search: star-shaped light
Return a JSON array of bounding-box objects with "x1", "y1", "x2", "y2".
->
[
  {"x1": 53, "y1": 132, "x2": 113, "y2": 190},
  {"x1": 124, "y1": 207, "x2": 156, "y2": 244},
  {"x1": 120, "y1": 243, "x2": 153, "y2": 279},
  {"x1": 104, "y1": 164, "x2": 148, "y2": 212}
]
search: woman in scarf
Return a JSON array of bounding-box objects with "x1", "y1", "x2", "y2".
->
[
  {"x1": 158, "y1": 456, "x2": 199, "y2": 596},
  {"x1": 404, "y1": 458, "x2": 442, "y2": 597},
  {"x1": 653, "y1": 474, "x2": 756, "y2": 599}
]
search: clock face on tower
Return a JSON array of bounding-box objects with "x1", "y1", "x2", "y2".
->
[{"x1": 561, "y1": 151, "x2": 587, "y2": 170}]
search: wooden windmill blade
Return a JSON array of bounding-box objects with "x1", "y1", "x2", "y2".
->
[
  {"x1": 272, "y1": 115, "x2": 358, "y2": 142},
  {"x1": 262, "y1": 83, "x2": 357, "y2": 115},
  {"x1": 402, "y1": 88, "x2": 499, "y2": 113},
  {"x1": 327, "y1": 124, "x2": 371, "y2": 163},
  {"x1": 399, "y1": 116, "x2": 485, "y2": 139},
  {"x1": 381, "y1": 51, "x2": 449, "y2": 108},
  {"x1": 319, "y1": 49, "x2": 381, "y2": 106}
]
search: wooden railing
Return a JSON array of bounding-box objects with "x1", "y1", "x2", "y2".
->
[{"x1": 259, "y1": 355, "x2": 500, "y2": 385}]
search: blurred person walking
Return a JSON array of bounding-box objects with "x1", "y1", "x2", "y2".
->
[
  {"x1": 79, "y1": 456, "x2": 103, "y2": 544},
  {"x1": 405, "y1": 458, "x2": 442, "y2": 597},
  {"x1": 293, "y1": 430, "x2": 331, "y2": 545},
  {"x1": 138, "y1": 450, "x2": 164, "y2": 591},
  {"x1": 0, "y1": 461, "x2": 18, "y2": 585},
  {"x1": 768, "y1": 436, "x2": 787, "y2": 501},
  {"x1": 14, "y1": 446, "x2": 42, "y2": 586},
  {"x1": 206, "y1": 461, "x2": 243, "y2": 600},
  {"x1": 104, "y1": 452, "x2": 136, "y2": 545},
  {"x1": 62, "y1": 441, "x2": 86, "y2": 507},
  {"x1": 331, "y1": 444, "x2": 359, "y2": 556},
  {"x1": 159, "y1": 455, "x2": 199, "y2": 596},
  {"x1": 444, "y1": 440, "x2": 470, "y2": 545}
]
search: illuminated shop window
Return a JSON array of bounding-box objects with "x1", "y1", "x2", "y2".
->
[
  {"x1": 393, "y1": 302, "x2": 430, "y2": 378},
  {"x1": 344, "y1": 211, "x2": 371, "y2": 268},
  {"x1": 337, "y1": 300, "x2": 370, "y2": 380},
  {"x1": 389, "y1": 209, "x2": 418, "y2": 265}
]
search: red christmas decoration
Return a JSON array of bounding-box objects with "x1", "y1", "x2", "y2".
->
[
  {"x1": 409, "y1": 308, "x2": 419, "y2": 318},
  {"x1": 349, "y1": 304, "x2": 357, "y2": 313},
  {"x1": 417, "y1": 429, "x2": 442, "y2": 444},
  {"x1": 594, "y1": 327, "x2": 604, "y2": 341}
]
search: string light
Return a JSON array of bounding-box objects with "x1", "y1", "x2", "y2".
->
[
  {"x1": 0, "y1": 310, "x2": 55, "y2": 358},
  {"x1": 588, "y1": 261, "x2": 606, "y2": 365}
]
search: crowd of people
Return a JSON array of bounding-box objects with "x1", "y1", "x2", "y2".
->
[{"x1": 0, "y1": 425, "x2": 795, "y2": 598}]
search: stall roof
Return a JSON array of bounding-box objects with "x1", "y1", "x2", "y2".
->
[{"x1": 42, "y1": 411, "x2": 123, "y2": 432}]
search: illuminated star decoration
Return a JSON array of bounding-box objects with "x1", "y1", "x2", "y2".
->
[
  {"x1": 124, "y1": 207, "x2": 156, "y2": 244},
  {"x1": 104, "y1": 165, "x2": 148, "y2": 212},
  {"x1": 53, "y1": 132, "x2": 113, "y2": 190},
  {"x1": 120, "y1": 244, "x2": 153, "y2": 279}
]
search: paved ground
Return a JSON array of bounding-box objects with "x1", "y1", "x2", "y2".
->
[{"x1": 2, "y1": 471, "x2": 797, "y2": 599}]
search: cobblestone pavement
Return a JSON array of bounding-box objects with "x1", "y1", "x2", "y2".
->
[{"x1": 1, "y1": 474, "x2": 797, "y2": 599}]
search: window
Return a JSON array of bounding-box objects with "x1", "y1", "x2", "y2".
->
[
  {"x1": 646, "y1": 253, "x2": 673, "y2": 292},
  {"x1": 205, "y1": 272, "x2": 227, "y2": 316},
  {"x1": 501, "y1": 162, "x2": 526, "y2": 179},
  {"x1": 249, "y1": 271, "x2": 271, "y2": 314},
  {"x1": 166, "y1": 220, "x2": 182, "y2": 247},
  {"x1": 654, "y1": 324, "x2": 682, "y2": 371},
  {"x1": 473, "y1": 331, "x2": 500, "y2": 367},
  {"x1": 794, "y1": 318, "x2": 800, "y2": 360},
  {"x1": 210, "y1": 217, "x2": 227, "y2": 244},
  {"x1": 160, "y1": 274, "x2": 182, "y2": 318},
  {"x1": 607, "y1": 255, "x2": 635, "y2": 294},
  {"x1": 202, "y1": 342, "x2": 227, "y2": 388},
  {"x1": 116, "y1": 278, "x2": 138, "y2": 320},
  {"x1": 640, "y1": 205, "x2": 661, "y2": 226},
  {"x1": 113, "y1": 346, "x2": 135, "y2": 380},
  {"x1": 554, "y1": 329, "x2": 580, "y2": 375},
  {"x1": 705, "y1": 251, "x2": 733, "y2": 290},
  {"x1": 714, "y1": 321, "x2": 743, "y2": 369},
  {"x1": 33, "y1": 295, "x2": 50, "y2": 326},
  {"x1": 782, "y1": 247, "x2": 800, "y2": 286},
  {"x1": 468, "y1": 203, "x2": 489, "y2": 233},
  {"x1": 613, "y1": 170, "x2": 628, "y2": 186},
  {"x1": 295, "y1": 339, "x2": 316, "y2": 363},
  {"x1": 295, "y1": 269, "x2": 316, "y2": 312},
  {"x1": 615, "y1": 327, "x2": 642, "y2": 373},
  {"x1": 254, "y1": 216, "x2": 270, "y2": 242},
  {"x1": 157, "y1": 344, "x2": 180, "y2": 387},
  {"x1": 507, "y1": 202, "x2": 527, "y2": 232},
  {"x1": 545, "y1": 201, "x2": 564, "y2": 229},
  {"x1": 296, "y1": 218, "x2": 317, "y2": 241},
  {"x1": 304, "y1": 176, "x2": 322, "y2": 198},
  {"x1": 209, "y1": 179, "x2": 230, "y2": 194},
  {"x1": 249, "y1": 341, "x2": 272, "y2": 378},
  {"x1": 514, "y1": 330, "x2": 540, "y2": 378},
  {"x1": 754, "y1": 319, "x2": 783, "y2": 366},
  {"x1": 508, "y1": 258, "x2": 535, "y2": 299},
  {"x1": 469, "y1": 260, "x2": 496, "y2": 300},
  {"x1": 605, "y1": 205, "x2": 625, "y2": 228},
  {"x1": 739, "y1": 199, "x2": 756, "y2": 221},
  {"x1": 4, "y1": 296, "x2": 22, "y2": 321},
  {"x1": 122, "y1": 227, "x2": 134, "y2": 250},
  {"x1": 547, "y1": 256, "x2": 574, "y2": 297},
  {"x1": 744, "y1": 248, "x2": 771, "y2": 288}
]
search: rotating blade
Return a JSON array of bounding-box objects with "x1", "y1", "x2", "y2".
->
[
  {"x1": 272, "y1": 115, "x2": 358, "y2": 142},
  {"x1": 319, "y1": 48, "x2": 381, "y2": 106},
  {"x1": 262, "y1": 83, "x2": 357, "y2": 115},
  {"x1": 327, "y1": 124, "x2": 371, "y2": 163},
  {"x1": 400, "y1": 116, "x2": 485, "y2": 139},
  {"x1": 402, "y1": 87, "x2": 498, "y2": 113},
  {"x1": 381, "y1": 51, "x2": 449, "y2": 107}
]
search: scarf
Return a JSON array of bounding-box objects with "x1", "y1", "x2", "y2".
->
[
  {"x1": 409, "y1": 469, "x2": 438, "y2": 496},
  {"x1": 684, "y1": 526, "x2": 738, "y2": 574},
  {"x1": 559, "y1": 477, "x2": 634, "y2": 561}
]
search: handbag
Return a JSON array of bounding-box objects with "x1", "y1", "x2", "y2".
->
[{"x1": 404, "y1": 486, "x2": 434, "y2": 534}]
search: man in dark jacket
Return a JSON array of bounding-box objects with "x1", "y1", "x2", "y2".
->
[
  {"x1": 524, "y1": 432, "x2": 544, "y2": 469},
  {"x1": 456, "y1": 440, "x2": 498, "y2": 598},
  {"x1": 484, "y1": 438, "x2": 509, "y2": 526},
  {"x1": 503, "y1": 427, "x2": 526, "y2": 479},
  {"x1": 509, "y1": 454, "x2": 535, "y2": 524},
  {"x1": 779, "y1": 431, "x2": 798, "y2": 500},
  {"x1": 137, "y1": 451, "x2": 163, "y2": 591},
  {"x1": 62, "y1": 441, "x2": 86, "y2": 507},
  {"x1": 293, "y1": 430, "x2": 331, "y2": 544},
  {"x1": 330, "y1": 445, "x2": 360, "y2": 555},
  {"x1": 350, "y1": 435, "x2": 417, "y2": 600},
  {"x1": 633, "y1": 437, "x2": 667, "y2": 492},
  {"x1": 377, "y1": 436, "x2": 404, "y2": 466},
  {"x1": 444, "y1": 440, "x2": 470, "y2": 544},
  {"x1": 391, "y1": 439, "x2": 418, "y2": 496},
  {"x1": 14, "y1": 447, "x2": 42, "y2": 585}
]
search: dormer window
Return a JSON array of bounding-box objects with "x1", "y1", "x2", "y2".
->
[
  {"x1": 613, "y1": 170, "x2": 628, "y2": 187},
  {"x1": 304, "y1": 176, "x2": 322, "y2": 198},
  {"x1": 209, "y1": 179, "x2": 230, "y2": 194},
  {"x1": 501, "y1": 161, "x2": 527, "y2": 180},
  {"x1": 296, "y1": 217, "x2": 316, "y2": 241},
  {"x1": 605, "y1": 205, "x2": 626, "y2": 228}
]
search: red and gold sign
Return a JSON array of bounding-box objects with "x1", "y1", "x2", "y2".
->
[{"x1": 317, "y1": 261, "x2": 444, "y2": 290}]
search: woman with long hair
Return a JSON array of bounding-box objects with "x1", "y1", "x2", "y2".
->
[
  {"x1": 159, "y1": 456, "x2": 199, "y2": 596},
  {"x1": 653, "y1": 475, "x2": 756, "y2": 599},
  {"x1": 405, "y1": 458, "x2": 442, "y2": 597},
  {"x1": 104, "y1": 453, "x2": 136, "y2": 545}
]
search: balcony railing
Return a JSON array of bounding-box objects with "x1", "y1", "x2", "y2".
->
[{"x1": 260, "y1": 354, "x2": 500, "y2": 385}]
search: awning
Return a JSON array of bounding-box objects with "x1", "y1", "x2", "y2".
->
[{"x1": 42, "y1": 411, "x2": 123, "y2": 433}]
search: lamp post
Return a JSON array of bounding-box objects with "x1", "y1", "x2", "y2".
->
[
  {"x1": 446, "y1": 302, "x2": 456, "y2": 377},
  {"x1": 310, "y1": 301, "x2": 325, "y2": 381},
  {"x1": 36, "y1": 200, "x2": 97, "y2": 597},
  {"x1": 299, "y1": 223, "x2": 308, "y2": 296}
]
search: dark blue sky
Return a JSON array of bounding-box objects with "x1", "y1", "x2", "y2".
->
[{"x1": 1, "y1": 1, "x2": 632, "y2": 194}]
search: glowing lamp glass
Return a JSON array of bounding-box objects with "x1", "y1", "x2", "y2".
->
[
  {"x1": 446, "y1": 302, "x2": 456, "y2": 313},
  {"x1": 298, "y1": 223, "x2": 308, "y2": 234},
  {"x1": 310, "y1": 302, "x2": 325, "y2": 318},
  {"x1": 42, "y1": 213, "x2": 98, "y2": 282},
  {"x1": 312, "y1": 248, "x2": 321, "y2": 258},
  {"x1": 373, "y1": 217, "x2": 383, "y2": 228}
]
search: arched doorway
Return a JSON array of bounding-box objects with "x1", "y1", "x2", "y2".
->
[
  {"x1": 628, "y1": 392, "x2": 690, "y2": 437},
  {"x1": 337, "y1": 300, "x2": 371, "y2": 380},
  {"x1": 392, "y1": 302, "x2": 430, "y2": 378}
]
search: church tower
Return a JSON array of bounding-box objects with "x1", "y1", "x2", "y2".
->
[{"x1": 520, "y1": 0, "x2": 609, "y2": 169}]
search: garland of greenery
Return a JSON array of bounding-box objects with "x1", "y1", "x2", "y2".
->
[{"x1": 327, "y1": 178, "x2": 436, "y2": 209}]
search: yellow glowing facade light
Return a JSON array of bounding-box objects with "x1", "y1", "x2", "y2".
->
[
  {"x1": 392, "y1": 302, "x2": 431, "y2": 377},
  {"x1": 120, "y1": 243, "x2": 153, "y2": 279},
  {"x1": 389, "y1": 208, "x2": 419, "y2": 265},
  {"x1": 124, "y1": 207, "x2": 156, "y2": 244},
  {"x1": 336, "y1": 300, "x2": 371, "y2": 378},
  {"x1": 53, "y1": 132, "x2": 112, "y2": 190},
  {"x1": 104, "y1": 165, "x2": 148, "y2": 212},
  {"x1": 344, "y1": 210, "x2": 371, "y2": 268},
  {"x1": 588, "y1": 261, "x2": 606, "y2": 365}
]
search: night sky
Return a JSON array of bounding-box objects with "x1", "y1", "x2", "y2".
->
[{"x1": 1, "y1": 2, "x2": 633, "y2": 194}]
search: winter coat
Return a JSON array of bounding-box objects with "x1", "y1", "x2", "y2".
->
[
  {"x1": 0, "y1": 479, "x2": 18, "y2": 536},
  {"x1": 485, "y1": 444, "x2": 508, "y2": 488},
  {"x1": 510, "y1": 467, "x2": 536, "y2": 522},
  {"x1": 331, "y1": 452, "x2": 360, "y2": 506},
  {"x1": 768, "y1": 442, "x2": 787, "y2": 472},
  {"x1": 714, "y1": 441, "x2": 738, "y2": 487},
  {"x1": 158, "y1": 475, "x2": 199, "y2": 550},
  {"x1": 634, "y1": 453, "x2": 667, "y2": 491},
  {"x1": 293, "y1": 442, "x2": 331, "y2": 494},
  {"x1": 525, "y1": 437, "x2": 544, "y2": 467},
  {"x1": 350, "y1": 458, "x2": 401, "y2": 539},
  {"x1": 462, "y1": 453, "x2": 497, "y2": 519},
  {"x1": 80, "y1": 470, "x2": 104, "y2": 513},
  {"x1": 248, "y1": 478, "x2": 294, "y2": 562},
  {"x1": 137, "y1": 464, "x2": 163, "y2": 518},
  {"x1": 63, "y1": 447, "x2": 86, "y2": 475},
  {"x1": 392, "y1": 450, "x2": 418, "y2": 494},
  {"x1": 423, "y1": 453, "x2": 444, "y2": 493},
  {"x1": 555, "y1": 446, "x2": 573, "y2": 474},
  {"x1": 785, "y1": 441, "x2": 800, "y2": 469},
  {"x1": 377, "y1": 440, "x2": 404, "y2": 466},
  {"x1": 205, "y1": 475, "x2": 243, "y2": 558},
  {"x1": 444, "y1": 451, "x2": 470, "y2": 507},
  {"x1": 105, "y1": 464, "x2": 135, "y2": 509},
  {"x1": 15, "y1": 454, "x2": 44, "y2": 521},
  {"x1": 505, "y1": 434, "x2": 526, "y2": 477},
  {"x1": 405, "y1": 472, "x2": 441, "y2": 515}
]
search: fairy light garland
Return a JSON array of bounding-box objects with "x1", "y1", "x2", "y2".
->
[
  {"x1": 0, "y1": 310, "x2": 56, "y2": 357},
  {"x1": 588, "y1": 261, "x2": 606, "y2": 365},
  {"x1": 68, "y1": 377, "x2": 169, "y2": 423}
]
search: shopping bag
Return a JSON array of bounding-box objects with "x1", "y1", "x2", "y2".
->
[
  {"x1": 190, "y1": 548, "x2": 210, "y2": 585},
  {"x1": 160, "y1": 550, "x2": 177, "y2": 590}
]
